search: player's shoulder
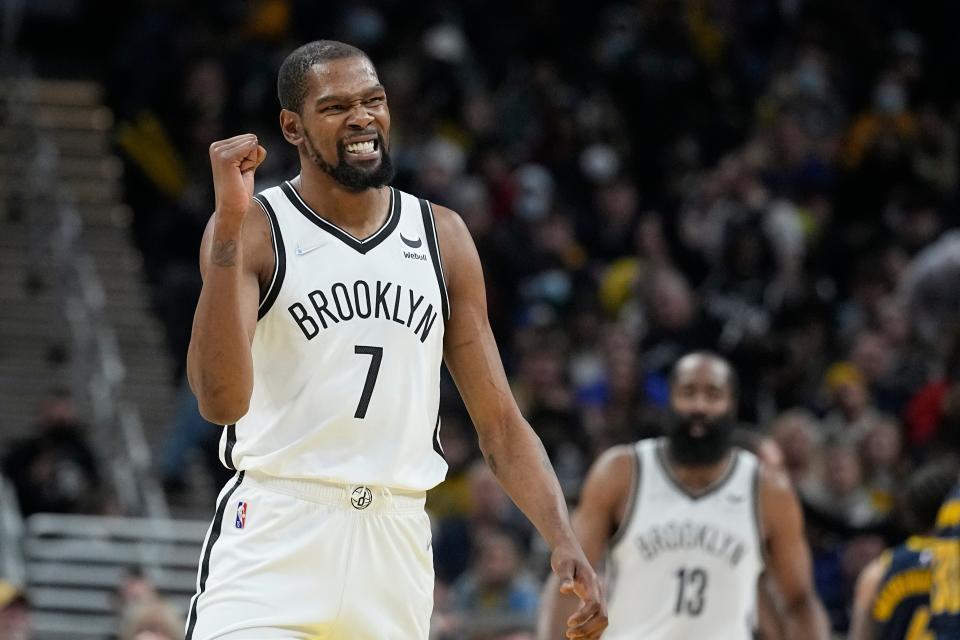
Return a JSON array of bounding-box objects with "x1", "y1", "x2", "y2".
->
[
  {"x1": 756, "y1": 457, "x2": 792, "y2": 495},
  {"x1": 201, "y1": 197, "x2": 272, "y2": 245},
  {"x1": 860, "y1": 549, "x2": 892, "y2": 590},
  {"x1": 416, "y1": 200, "x2": 475, "y2": 286},
  {"x1": 888, "y1": 536, "x2": 936, "y2": 570},
  {"x1": 755, "y1": 458, "x2": 801, "y2": 532},
  {"x1": 424, "y1": 202, "x2": 468, "y2": 241},
  {"x1": 578, "y1": 444, "x2": 637, "y2": 509},
  {"x1": 936, "y1": 481, "x2": 960, "y2": 533},
  {"x1": 585, "y1": 444, "x2": 637, "y2": 485},
  {"x1": 598, "y1": 443, "x2": 638, "y2": 467}
]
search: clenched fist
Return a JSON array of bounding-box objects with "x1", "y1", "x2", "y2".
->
[{"x1": 209, "y1": 134, "x2": 267, "y2": 219}]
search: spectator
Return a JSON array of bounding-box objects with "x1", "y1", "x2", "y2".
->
[
  {"x1": 115, "y1": 568, "x2": 182, "y2": 640},
  {"x1": 900, "y1": 229, "x2": 960, "y2": 351},
  {"x1": 449, "y1": 529, "x2": 540, "y2": 639},
  {"x1": 904, "y1": 326, "x2": 960, "y2": 457},
  {"x1": 0, "y1": 581, "x2": 29, "y2": 640},
  {"x1": 820, "y1": 362, "x2": 882, "y2": 444},
  {"x1": 769, "y1": 408, "x2": 822, "y2": 494},
  {"x1": 433, "y1": 462, "x2": 531, "y2": 586},
  {"x1": 859, "y1": 416, "x2": 908, "y2": 517},
  {"x1": 637, "y1": 268, "x2": 722, "y2": 380},
  {"x1": 426, "y1": 413, "x2": 478, "y2": 521},
  {"x1": 15, "y1": 3, "x2": 960, "y2": 634},
  {"x1": 119, "y1": 600, "x2": 183, "y2": 640},
  {"x1": 1, "y1": 389, "x2": 104, "y2": 517},
  {"x1": 804, "y1": 440, "x2": 884, "y2": 529}
]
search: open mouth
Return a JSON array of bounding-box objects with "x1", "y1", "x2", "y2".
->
[{"x1": 344, "y1": 138, "x2": 379, "y2": 157}]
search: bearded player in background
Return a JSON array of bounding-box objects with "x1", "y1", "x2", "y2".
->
[{"x1": 538, "y1": 351, "x2": 829, "y2": 639}]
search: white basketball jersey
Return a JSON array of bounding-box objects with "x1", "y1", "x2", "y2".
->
[
  {"x1": 218, "y1": 180, "x2": 449, "y2": 491},
  {"x1": 604, "y1": 438, "x2": 764, "y2": 640}
]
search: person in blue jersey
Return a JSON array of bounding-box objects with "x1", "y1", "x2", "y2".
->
[
  {"x1": 185, "y1": 40, "x2": 606, "y2": 639},
  {"x1": 848, "y1": 459, "x2": 958, "y2": 640},
  {"x1": 929, "y1": 474, "x2": 960, "y2": 638}
]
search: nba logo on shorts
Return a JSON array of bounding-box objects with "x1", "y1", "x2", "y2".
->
[{"x1": 235, "y1": 500, "x2": 248, "y2": 529}]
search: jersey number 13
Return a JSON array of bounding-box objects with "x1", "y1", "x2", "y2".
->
[{"x1": 675, "y1": 567, "x2": 708, "y2": 616}]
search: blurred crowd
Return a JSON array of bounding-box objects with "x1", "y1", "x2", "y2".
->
[{"x1": 7, "y1": 0, "x2": 960, "y2": 637}]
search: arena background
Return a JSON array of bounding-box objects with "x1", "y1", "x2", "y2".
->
[{"x1": 2, "y1": 1, "x2": 960, "y2": 638}]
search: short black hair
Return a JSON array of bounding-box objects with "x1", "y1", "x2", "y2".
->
[
  {"x1": 900, "y1": 459, "x2": 959, "y2": 534},
  {"x1": 668, "y1": 351, "x2": 739, "y2": 398},
  {"x1": 277, "y1": 40, "x2": 371, "y2": 113}
]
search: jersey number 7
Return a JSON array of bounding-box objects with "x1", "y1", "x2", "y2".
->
[{"x1": 354, "y1": 345, "x2": 383, "y2": 419}]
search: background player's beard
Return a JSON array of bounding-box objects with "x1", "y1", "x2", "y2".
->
[
  {"x1": 303, "y1": 130, "x2": 395, "y2": 192},
  {"x1": 666, "y1": 411, "x2": 736, "y2": 466}
]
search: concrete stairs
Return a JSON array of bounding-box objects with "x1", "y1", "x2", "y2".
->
[{"x1": 0, "y1": 79, "x2": 174, "y2": 485}]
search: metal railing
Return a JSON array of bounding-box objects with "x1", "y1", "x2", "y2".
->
[
  {"x1": 0, "y1": 475, "x2": 26, "y2": 587},
  {"x1": 4, "y1": 68, "x2": 168, "y2": 521}
]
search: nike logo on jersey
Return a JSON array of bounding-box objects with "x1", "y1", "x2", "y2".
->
[
  {"x1": 295, "y1": 242, "x2": 325, "y2": 256},
  {"x1": 400, "y1": 232, "x2": 423, "y2": 248}
]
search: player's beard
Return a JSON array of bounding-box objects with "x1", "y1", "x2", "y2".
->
[
  {"x1": 666, "y1": 411, "x2": 736, "y2": 466},
  {"x1": 303, "y1": 130, "x2": 395, "y2": 192}
]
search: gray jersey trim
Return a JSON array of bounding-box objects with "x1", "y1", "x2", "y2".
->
[
  {"x1": 609, "y1": 445, "x2": 642, "y2": 549},
  {"x1": 655, "y1": 438, "x2": 741, "y2": 501}
]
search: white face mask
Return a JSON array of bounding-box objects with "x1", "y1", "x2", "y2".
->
[
  {"x1": 794, "y1": 60, "x2": 828, "y2": 98},
  {"x1": 874, "y1": 81, "x2": 907, "y2": 116}
]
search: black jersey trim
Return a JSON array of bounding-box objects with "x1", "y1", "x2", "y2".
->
[
  {"x1": 222, "y1": 424, "x2": 237, "y2": 470},
  {"x1": 609, "y1": 445, "x2": 641, "y2": 548},
  {"x1": 280, "y1": 181, "x2": 399, "y2": 254},
  {"x1": 655, "y1": 438, "x2": 740, "y2": 501},
  {"x1": 419, "y1": 199, "x2": 450, "y2": 320},
  {"x1": 185, "y1": 471, "x2": 246, "y2": 640},
  {"x1": 432, "y1": 413, "x2": 444, "y2": 460},
  {"x1": 253, "y1": 195, "x2": 286, "y2": 320}
]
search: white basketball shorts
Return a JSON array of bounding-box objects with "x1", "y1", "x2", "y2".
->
[{"x1": 184, "y1": 470, "x2": 434, "y2": 639}]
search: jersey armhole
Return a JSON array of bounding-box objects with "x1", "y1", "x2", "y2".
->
[
  {"x1": 220, "y1": 423, "x2": 237, "y2": 470},
  {"x1": 609, "y1": 446, "x2": 642, "y2": 548},
  {"x1": 418, "y1": 198, "x2": 450, "y2": 321},
  {"x1": 253, "y1": 194, "x2": 287, "y2": 320}
]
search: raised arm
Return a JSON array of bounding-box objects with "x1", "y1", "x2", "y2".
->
[
  {"x1": 187, "y1": 134, "x2": 271, "y2": 425},
  {"x1": 538, "y1": 446, "x2": 633, "y2": 640},
  {"x1": 760, "y1": 465, "x2": 831, "y2": 640},
  {"x1": 434, "y1": 205, "x2": 607, "y2": 639}
]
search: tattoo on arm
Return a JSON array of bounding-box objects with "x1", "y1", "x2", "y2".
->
[
  {"x1": 212, "y1": 239, "x2": 238, "y2": 267},
  {"x1": 485, "y1": 453, "x2": 497, "y2": 475}
]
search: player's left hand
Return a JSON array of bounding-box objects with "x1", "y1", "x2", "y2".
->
[{"x1": 551, "y1": 543, "x2": 608, "y2": 639}]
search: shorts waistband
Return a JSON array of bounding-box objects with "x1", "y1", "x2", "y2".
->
[{"x1": 244, "y1": 470, "x2": 426, "y2": 513}]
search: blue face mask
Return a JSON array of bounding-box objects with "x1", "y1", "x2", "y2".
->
[
  {"x1": 794, "y1": 61, "x2": 828, "y2": 98},
  {"x1": 874, "y1": 82, "x2": 907, "y2": 116}
]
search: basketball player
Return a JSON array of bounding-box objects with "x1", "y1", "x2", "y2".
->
[
  {"x1": 185, "y1": 40, "x2": 606, "y2": 639},
  {"x1": 538, "y1": 351, "x2": 829, "y2": 639},
  {"x1": 848, "y1": 460, "x2": 957, "y2": 640},
  {"x1": 929, "y1": 476, "x2": 960, "y2": 637}
]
